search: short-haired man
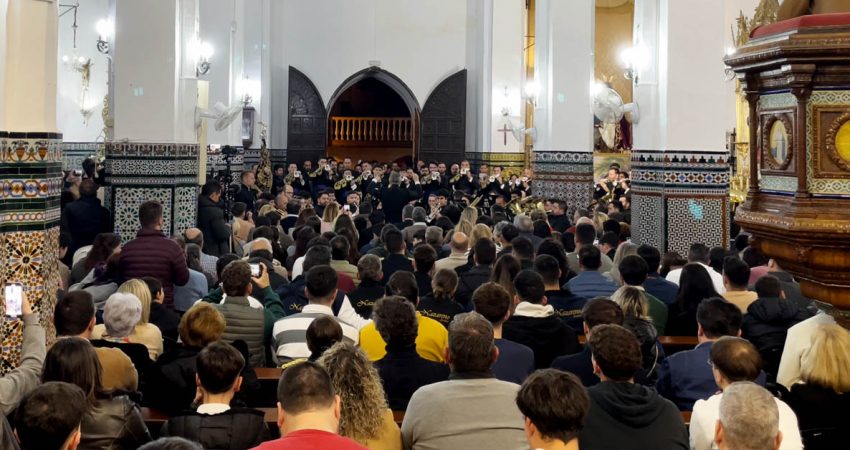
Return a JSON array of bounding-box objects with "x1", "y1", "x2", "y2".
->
[
  {"x1": 359, "y1": 272, "x2": 449, "y2": 363},
  {"x1": 657, "y1": 297, "x2": 746, "y2": 411},
  {"x1": 615, "y1": 254, "x2": 669, "y2": 335},
  {"x1": 183, "y1": 227, "x2": 220, "y2": 283},
  {"x1": 455, "y1": 237, "x2": 497, "y2": 309},
  {"x1": 534, "y1": 254, "x2": 587, "y2": 334},
  {"x1": 347, "y1": 254, "x2": 385, "y2": 319},
  {"x1": 514, "y1": 215, "x2": 543, "y2": 251},
  {"x1": 497, "y1": 224, "x2": 520, "y2": 258},
  {"x1": 252, "y1": 362, "x2": 368, "y2": 449},
  {"x1": 716, "y1": 382, "x2": 783, "y2": 450},
  {"x1": 547, "y1": 200, "x2": 571, "y2": 234},
  {"x1": 381, "y1": 228, "x2": 414, "y2": 281},
  {"x1": 401, "y1": 312, "x2": 527, "y2": 450},
  {"x1": 120, "y1": 200, "x2": 190, "y2": 307},
  {"x1": 566, "y1": 223, "x2": 613, "y2": 274},
  {"x1": 515, "y1": 369, "x2": 588, "y2": 450},
  {"x1": 15, "y1": 382, "x2": 87, "y2": 450},
  {"x1": 566, "y1": 245, "x2": 618, "y2": 300},
  {"x1": 435, "y1": 231, "x2": 469, "y2": 272},
  {"x1": 272, "y1": 266, "x2": 359, "y2": 363},
  {"x1": 196, "y1": 181, "x2": 231, "y2": 256},
  {"x1": 412, "y1": 244, "x2": 437, "y2": 297},
  {"x1": 742, "y1": 274, "x2": 813, "y2": 377},
  {"x1": 637, "y1": 244, "x2": 679, "y2": 306},
  {"x1": 61, "y1": 178, "x2": 111, "y2": 261},
  {"x1": 599, "y1": 231, "x2": 619, "y2": 260},
  {"x1": 551, "y1": 298, "x2": 624, "y2": 387},
  {"x1": 235, "y1": 170, "x2": 258, "y2": 214},
  {"x1": 503, "y1": 270, "x2": 580, "y2": 369},
  {"x1": 511, "y1": 236, "x2": 535, "y2": 270},
  {"x1": 722, "y1": 256, "x2": 758, "y2": 312},
  {"x1": 163, "y1": 342, "x2": 269, "y2": 448},
  {"x1": 690, "y1": 337, "x2": 801, "y2": 450},
  {"x1": 665, "y1": 243, "x2": 726, "y2": 294},
  {"x1": 580, "y1": 324, "x2": 688, "y2": 449},
  {"x1": 373, "y1": 296, "x2": 449, "y2": 410},
  {"x1": 55, "y1": 291, "x2": 138, "y2": 392},
  {"x1": 212, "y1": 260, "x2": 284, "y2": 367},
  {"x1": 403, "y1": 207, "x2": 429, "y2": 246},
  {"x1": 329, "y1": 236, "x2": 359, "y2": 284},
  {"x1": 472, "y1": 282, "x2": 535, "y2": 384}
]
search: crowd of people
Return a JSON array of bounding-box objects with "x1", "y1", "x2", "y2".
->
[{"x1": 12, "y1": 155, "x2": 845, "y2": 449}]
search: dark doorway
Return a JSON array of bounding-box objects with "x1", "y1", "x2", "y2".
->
[
  {"x1": 420, "y1": 69, "x2": 467, "y2": 165},
  {"x1": 287, "y1": 67, "x2": 327, "y2": 167},
  {"x1": 327, "y1": 68, "x2": 419, "y2": 166}
]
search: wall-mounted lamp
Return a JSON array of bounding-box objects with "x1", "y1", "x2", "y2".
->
[
  {"x1": 189, "y1": 38, "x2": 214, "y2": 76},
  {"x1": 620, "y1": 44, "x2": 650, "y2": 84},
  {"x1": 96, "y1": 18, "x2": 113, "y2": 54},
  {"x1": 237, "y1": 77, "x2": 261, "y2": 107},
  {"x1": 524, "y1": 80, "x2": 540, "y2": 108}
]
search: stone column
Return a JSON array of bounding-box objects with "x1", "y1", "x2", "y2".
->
[
  {"x1": 106, "y1": 0, "x2": 200, "y2": 242},
  {"x1": 0, "y1": 0, "x2": 62, "y2": 374},
  {"x1": 630, "y1": 0, "x2": 731, "y2": 255},
  {"x1": 531, "y1": 0, "x2": 595, "y2": 211}
]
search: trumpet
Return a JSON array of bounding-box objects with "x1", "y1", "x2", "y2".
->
[
  {"x1": 308, "y1": 167, "x2": 323, "y2": 178},
  {"x1": 334, "y1": 175, "x2": 354, "y2": 190},
  {"x1": 489, "y1": 176, "x2": 496, "y2": 183},
  {"x1": 449, "y1": 173, "x2": 462, "y2": 184}
]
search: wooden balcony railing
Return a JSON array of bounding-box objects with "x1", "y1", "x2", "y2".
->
[{"x1": 330, "y1": 116, "x2": 413, "y2": 146}]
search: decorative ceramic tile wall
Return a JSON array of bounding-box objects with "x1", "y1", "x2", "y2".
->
[
  {"x1": 0, "y1": 132, "x2": 63, "y2": 374},
  {"x1": 631, "y1": 149, "x2": 730, "y2": 253},
  {"x1": 61, "y1": 142, "x2": 103, "y2": 171},
  {"x1": 531, "y1": 151, "x2": 594, "y2": 214},
  {"x1": 106, "y1": 142, "x2": 199, "y2": 243}
]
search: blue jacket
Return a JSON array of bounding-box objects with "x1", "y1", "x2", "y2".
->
[
  {"x1": 644, "y1": 273, "x2": 679, "y2": 306},
  {"x1": 566, "y1": 271, "x2": 618, "y2": 300},
  {"x1": 656, "y1": 342, "x2": 716, "y2": 411}
]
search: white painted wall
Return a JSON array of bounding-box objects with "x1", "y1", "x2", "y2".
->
[
  {"x1": 56, "y1": 0, "x2": 109, "y2": 142},
  {"x1": 199, "y1": 0, "x2": 243, "y2": 146},
  {"x1": 268, "y1": 0, "x2": 469, "y2": 148},
  {"x1": 0, "y1": 0, "x2": 8, "y2": 131},
  {"x1": 490, "y1": 0, "x2": 523, "y2": 153},
  {"x1": 633, "y1": 0, "x2": 732, "y2": 151}
]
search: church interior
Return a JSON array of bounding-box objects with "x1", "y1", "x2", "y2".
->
[{"x1": 2, "y1": 0, "x2": 850, "y2": 448}]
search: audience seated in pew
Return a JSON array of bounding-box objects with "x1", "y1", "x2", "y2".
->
[
  {"x1": 612, "y1": 286, "x2": 666, "y2": 385},
  {"x1": 715, "y1": 382, "x2": 783, "y2": 450},
  {"x1": 514, "y1": 369, "x2": 589, "y2": 450},
  {"x1": 15, "y1": 382, "x2": 88, "y2": 450},
  {"x1": 665, "y1": 264, "x2": 723, "y2": 337},
  {"x1": 472, "y1": 282, "x2": 535, "y2": 384},
  {"x1": 141, "y1": 277, "x2": 180, "y2": 352},
  {"x1": 615, "y1": 254, "x2": 668, "y2": 334},
  {"x1": 551, "y1": 298, "x2": 624, "y2": 387}
]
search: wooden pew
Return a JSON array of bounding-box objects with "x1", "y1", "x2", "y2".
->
[
  {"x1": 578, "y1": 335, "x2": 698, "y2": 356},
  {"x1": 255, "y1": 368, "x2": 284, "y2": 407},
  {"x1": 142, "y1": 407, "x2": 281, "y2": 439}
]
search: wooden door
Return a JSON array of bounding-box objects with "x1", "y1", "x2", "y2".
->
[
  {"x1": 419, "y1": 69, "x2": 467, "y2": 164},
  {"x1": 287, "y1": 67, "x2": 327, "y2": 166}
]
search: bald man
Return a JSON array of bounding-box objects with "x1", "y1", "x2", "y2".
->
[
  {"x1": 184, "y1": 227, "x2": 220, "y2": 282},
  {"x1": 778, "y1": 0, "x2": 850, "y2": 20},
  {"x1": 435, "y1": 232, "x2": 469, "y2": 273}
]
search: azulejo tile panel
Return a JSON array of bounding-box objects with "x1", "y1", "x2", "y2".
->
[
  {"x1": 631, "y1": 149, "x2": 730, "y2": 252},
  {"x1": 61, "y1": 142, "x2": 103, "y2": 171},
  {"x1": 531, "y1": 151, "x2": 594, "y2": 213},
  {"x1": 173, "y1": 186, "x2": 199, "y2": 235},
  {"x1": 807, "y1": 90, "x2": 850, "y2": 195},
  {"x1": 0, "y1": 133, "x2": 63, "y2": 163},
  {"x1": 113, "y1": 187, "x2": 173, "y2": 243}
]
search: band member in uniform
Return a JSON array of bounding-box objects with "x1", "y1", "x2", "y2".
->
[{"x1": 594, "y1": 166, "x2": 620, "y2": 202}]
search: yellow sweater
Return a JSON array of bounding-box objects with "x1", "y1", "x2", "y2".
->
[{"x1": 359, "y1": 312, "x2": 448, "y2": 362}]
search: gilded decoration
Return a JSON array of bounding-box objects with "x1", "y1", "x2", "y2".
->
[{"x1": 823, "y1": 110, "x2": 850, "y2": 172}]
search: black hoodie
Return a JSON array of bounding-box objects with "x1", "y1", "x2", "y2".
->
[
  {"x1": 581, "y1": 381, "x2": 688, "y2": 450},
  {"x1": 502, "y1": 314, "x2": 579, "y2": 369},
  {"x1": 743, "y1": 296, "x2": 813, "y2": 376}
]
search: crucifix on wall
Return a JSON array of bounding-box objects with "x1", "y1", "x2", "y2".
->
[{"x1": 498, "y1": 124, "x2": 511, "y2": 146}]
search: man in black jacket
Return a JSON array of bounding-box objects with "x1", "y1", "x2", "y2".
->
[
  {"x1": 234, "y1": 170, "x2": 258, "y2": 214},
  {"x1": 455, "y1": 238, "x2": 497, "y2": 310},
  {"x1": 348, "y1": 254, "x2": 386, "y2": 319},
  {"x1": 551, "y1": 298, "x2": 624, "y2": 386},
  {"x1": 580, "y1": 324, "x2": 689, "y2": 449},
  {"x1": 196, "y1": 180, "x2": 231, "y2": 256},
  {"x1": 162, "y1": 341, "x2": 269, "y2": 448},
  {"x1": 503, "y1": 270, "x2": 580, "y2": 368},
  {"x1": 381, "y1": 229, "x2": 413, "y2": 281},
  {"x1": 547, "y1": 200, "x2": 572, "y2": 234},
  {"x1": 380, "y1": 171, "x2": 422, "y2": 223},
  {"x1": 61, "y1": 179, "x2": 111, "y2": 260}
]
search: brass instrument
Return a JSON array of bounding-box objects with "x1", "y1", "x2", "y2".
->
[
  {"x1": 507, "y1": 196, "x2": 545, "y2": 216},
  {"x1": 334, "y1": 175, "x2": 353, "y2": 190},
  {"x1": 308, "y1": 166, "x2": 323, "y2": 178},
  {"x1": 449, "y1": 173, "x2": 462, "y2": 184},
  {"x1": 284, "y1": 174, "x2": 296, "y2": 185}
]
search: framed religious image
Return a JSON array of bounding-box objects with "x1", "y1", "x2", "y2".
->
[
  {"x1": 242, "y1": 106, "x2": 255, "y2": 148},
  {"x1": 759, "y1": 111, "x2": 795, "y2": 175},
  {"x1": 814, "y1": 106, "x2": 850, "y2": 179}
]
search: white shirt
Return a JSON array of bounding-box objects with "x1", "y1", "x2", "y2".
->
[
  {"x1": 196, "y1": 403, "x2": 231, "y2": 415},
  {"x1": 689, "y1": 392, "x2": 803, "y2": 450},
  {"x1": 777, "y1": 312, "x2": 835, "y2": 389},
  {"x1": 271, "y1": 304, "x2": 359, "y2": 362},
  {"x1": 665, "y1": 262, "x2": 726, "y2": 295},
  {"x1": 291, "y1": 256, "x2": 306, "y2": 278}
]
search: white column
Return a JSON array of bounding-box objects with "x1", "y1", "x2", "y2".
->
[
  {"x1": 465, "y1": 0, "x2": 493, "y2": 153},
  {"x1": 490, "y1": 0, "x2": 523, "y2": 153},
  {"x1": 634, "y1": 0, "x2": 729, "y2": 151},
  {"x1": 112, "y1": 0, "x2": 198, "y2": 142},
  {"x1": 200, "y1": 0, "x2": 244, "y2": 146},
  {"x1": 534, "y1": 0, "x2": 594, "y2": 152},
  {"x1": 2, "y1": 0, "x2": 59, "y2": 132}
]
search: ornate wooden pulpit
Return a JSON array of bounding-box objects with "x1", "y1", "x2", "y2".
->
[{"x1": 726, "y1": 13, "x2": 850, "y2": 325}]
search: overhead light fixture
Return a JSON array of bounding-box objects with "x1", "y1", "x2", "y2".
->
[
  {"x1": 237, "y1": 77, "x2": 261, "y2": 107},
  {"x1": 620, "y1": 43, "x2": 650, "y2": 84},
  {"x1": 96, "y1": 18, "x2": 113, "y2": 54}
]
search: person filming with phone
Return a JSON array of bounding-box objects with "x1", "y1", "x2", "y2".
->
[{"x1": 0, "y1": 285, "x2": 47, "y2": 447}]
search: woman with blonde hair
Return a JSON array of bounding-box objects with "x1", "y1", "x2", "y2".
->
[
  {"x1": 612, "y1": 286, "x2": 661, "y2": 384},
  {"x1": 459, "y1": 206, "x2": 478, "y2": 227},
  {"x1": 453, "y1": 219, "x2": 474, "y2": 240},
  {"x1": 785, "y1": 323, "x2": 850, "y2": 448},
  {"x1": 607, "y1": 241, "x2": 639, "y2": 285},
  {"x1": 469, "y1": 223, "x2": 493, "y2": 248},
  {"x1": 319, "y1": 342, "x2": 401, "y2": 450},
  {"x1": 321, "y1": 202, "x2": 340, "y2": 233},
  {"x1": 417, "y1": 269, "x2": 464, "y2": 328},
  {"x1": 93, "y1": 280, "x2": 164, "y2": 360}
]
